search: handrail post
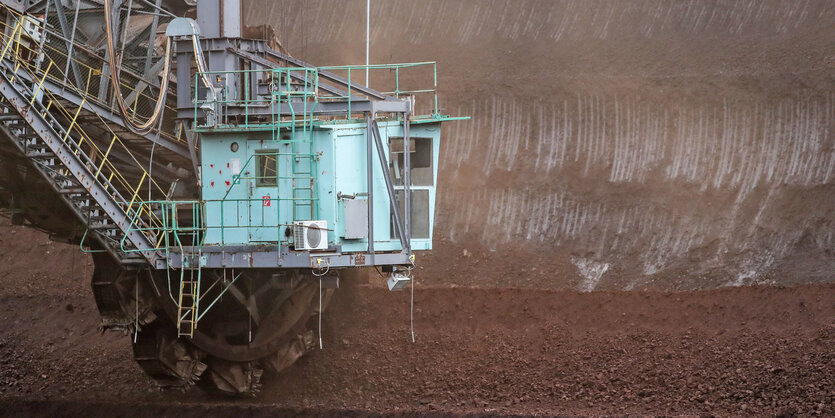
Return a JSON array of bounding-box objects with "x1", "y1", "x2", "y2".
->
[
  {"x1": 347, "y1": 67, "x2": 351, "y2": 118},
  {"x1": 433, "y1": 63, "x2": 439, "y2": 116}
]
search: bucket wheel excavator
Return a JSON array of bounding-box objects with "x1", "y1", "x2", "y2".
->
[{"x1": 0, "y1": 0, "x2": 462, "y2": 396}]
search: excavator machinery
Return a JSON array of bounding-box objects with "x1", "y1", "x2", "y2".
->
[{"x1": 0, "y1": 0, "x2": 462, "y2": 395}]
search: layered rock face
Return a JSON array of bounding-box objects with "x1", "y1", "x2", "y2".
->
[{"x1": 245, "y1": 0, "x2": 835, "y2": 290}]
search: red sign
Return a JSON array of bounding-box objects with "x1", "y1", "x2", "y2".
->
[{"x1": 262, "y1": 195, "x2": 271, "y2": 207}]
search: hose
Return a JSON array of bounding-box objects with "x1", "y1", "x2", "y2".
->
[
  {"x1": 103, "y1": 0, "x2": 171, "y2": 135},
  {"x1": 190, "y1": 23, "x2": 215, "y2": 94}
]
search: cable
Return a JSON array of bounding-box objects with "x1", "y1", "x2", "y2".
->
[
  {"x1": 134, "y1": 276, "x2": 139, "y2": 343},
  {"x1": 138, "y1": 0, "x2": 176, "y2": 18},
  {"x1": 408, "y1": 255, "x2": 416, "y2": 343},
  {"x1": 103, "y1": 0, "x2": 171, "y2": 135},
  {"x1": 409, "y1": 265, "x2": 415, "y2": 343},
  {"x1": 312, "y1": 258, "x2": 331, "y2": 276},
  {"x1": 191, "y1": 29, "x2": 214, "y2": 93},
  {"x1": 318, "y1": 277, "x2": 323, "y2": 349}
]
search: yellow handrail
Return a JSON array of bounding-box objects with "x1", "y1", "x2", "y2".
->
[{"x1": 0, "y1": 15, "x2": 170, "y2": 237}]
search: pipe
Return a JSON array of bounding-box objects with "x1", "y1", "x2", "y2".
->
[{"x1": 365, "y1": 0, "x2": 369, "y2": 87}]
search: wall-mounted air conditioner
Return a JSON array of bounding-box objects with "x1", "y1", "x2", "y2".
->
[{"x1": 293, "y1": 220, "x2": 328, "y2": 251}]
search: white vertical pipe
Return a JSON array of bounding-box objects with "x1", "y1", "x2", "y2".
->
[{"x1": 365, "y1": 0, "x2": 370, "y2": 87}]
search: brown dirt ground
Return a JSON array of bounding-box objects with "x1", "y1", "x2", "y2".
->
[
  {"x1": 0, "y1": 219, "x2": 833, "y2": 416},
  {"x1": 2, "y1": 1, "x2": 835, "y2": 415}
]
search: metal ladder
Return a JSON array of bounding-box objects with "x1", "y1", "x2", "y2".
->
[
  {"x1": 176, "y1": 277, "x2": 198, "y2": 337},
  {"x1": 166, "y1": 202, "x2": 203, "y2": 337},
  {"x1": 273, "y1": 68, "x2": 319, "y2": 221}
]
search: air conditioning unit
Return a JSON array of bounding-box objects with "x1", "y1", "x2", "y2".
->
[{"x1": 293, "y1": 220, "x2": 328, "y2": 251}]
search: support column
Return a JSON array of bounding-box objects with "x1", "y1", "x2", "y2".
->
[
  {"x1": 366, "y1": 114, "x2": 375, "y2": 259},
  {"x1": 52, "y1": 0, "x2": 83, "y2": 88},
  {"x1": 99, "y1": 0, "x2": 123, "y2": 102},
  {"x1": 403, "y1": 111, "x2": 411, "y2": 254}
]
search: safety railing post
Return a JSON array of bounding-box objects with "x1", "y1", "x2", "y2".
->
[{"x1": 434, "y1": 63, "x2": 439, "y2": 116}]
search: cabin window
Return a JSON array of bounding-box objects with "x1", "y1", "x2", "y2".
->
[
  {"x1": 389, "y1": 137, "x2": 433, "y2": 186},
  {"x1": 256, "y1": 150, "x2": 278, "y2": 186},
  {"x1": 391, "y1": 189, "x2": 431, "y2": 240}
]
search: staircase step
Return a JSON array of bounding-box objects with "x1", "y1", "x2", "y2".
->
[
  {"x1": 47, "y1": 169, "x2": 72, "y2": 178},
  {"x1": 26, "y1": 152, "x2": 55, "y2": 159}
]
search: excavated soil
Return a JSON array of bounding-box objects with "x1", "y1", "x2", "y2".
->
[
  {"x1": 0, "y1": 219, "x2": 833, "y2": 416},
  {"x1": 246, "y1": 0, "x2": 835, "y2": 291}
]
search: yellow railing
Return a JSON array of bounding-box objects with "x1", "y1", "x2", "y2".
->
[{"x1": 0, "y1": 12, "x2": 169, "y2": 247}]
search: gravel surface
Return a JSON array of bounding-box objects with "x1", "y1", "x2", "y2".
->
[{"x1": 0, "y1": 220, "x2": 832, "y2": 415}]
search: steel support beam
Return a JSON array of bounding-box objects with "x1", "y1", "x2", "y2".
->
[
  {"x1": 33, "y1": 0, "x2": 48, "y2": 73},
  {"x1": 165, "y1": 246, "x2": 412, "y2": 269},
  {"x1": 142, "y1": 0, "x2": 162, "y2": 76},
  {"x1": 263, "y1": 47, "x2": 391, "y2": 101},
  {"x1": 98, "y1": 0, "x2": 122, "y2": 101},
  {"x1": 51, "y1": 0, "x2": 84, "y2": 88},
  {"x1": 32, "y1": 76, "x2": 190, "y2": 158},
  {"x1": 182, "y1": 123, "x2": 201, "y2": 183},
  {"x1": 228, "y1": 48, "x2": 359, "y2": 99},
  {"x1": 184, "y1": 99, "x2": 410, "y2": 125},
  {"x1": 123, "y1": 55, "x2": 166, "y2": 105},
  {"x1": 103, "y1": 144, "x2": 183, "y2": 183},
  {"x1": 403, "y1": 112, "x2": 411, "y2": 255},
  {"x1": 366, "y1": 115, "x2": 374, "y2": 259},
  {"x1": 371, "y1": 118, "x2": 409, "y2": 251},
  {"x1": 229, "y1": 48, "x2": 350, "y2": 98}
]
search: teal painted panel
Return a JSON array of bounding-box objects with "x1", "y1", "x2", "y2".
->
[
  {"x1": 198, "y1": 120, "x2": 441, "y2": 252},
  {"x1": 200, "y1": 134, "x2": 250, "y2": 245}
]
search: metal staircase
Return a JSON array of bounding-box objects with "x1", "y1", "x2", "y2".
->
[
  {"x1": 0, "y1": 4, "x2": 216, "y2": 336},
  {"x1": 0, "y1": 17, "x2": 165, "y2": 265}
]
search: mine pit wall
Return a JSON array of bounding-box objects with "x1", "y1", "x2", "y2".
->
[{"x1": 245, "y1": 0, "x2": 835, "y2": 291}]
